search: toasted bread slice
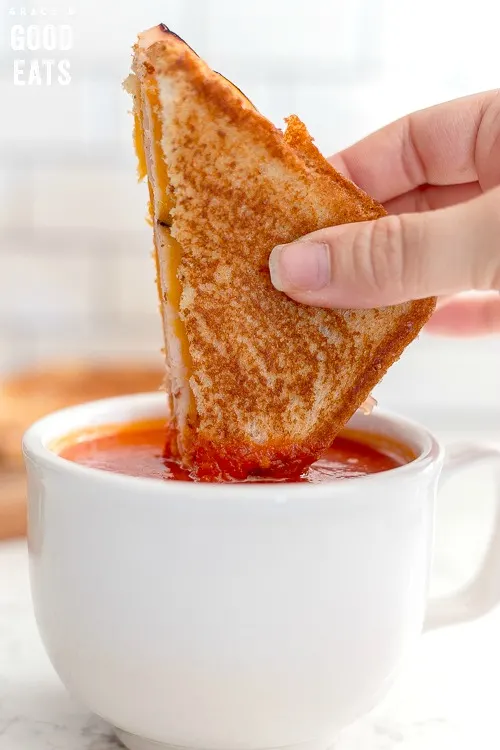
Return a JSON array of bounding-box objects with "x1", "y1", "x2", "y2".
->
[{"x1": 126, "y1": 25, "x2": 435, "y2": 480}]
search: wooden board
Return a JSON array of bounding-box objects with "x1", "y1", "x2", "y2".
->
[
  {"x1": 0, "y1": 471, "x2": 27, "y2": 540},
  {"x1": 0, "y1": 360, "x2": 165, "y2": 541},
  {"x1": 0, "y1": 360, "x2": 165, "y2": 469}
]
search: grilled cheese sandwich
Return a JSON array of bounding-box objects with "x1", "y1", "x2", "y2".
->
[{"x1": 126, "y1": 25, "x2": 436, "y2": 480}]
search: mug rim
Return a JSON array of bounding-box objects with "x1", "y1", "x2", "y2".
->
[{"x1": 22, "y1": 391, "x2": 442, "y2": 498}]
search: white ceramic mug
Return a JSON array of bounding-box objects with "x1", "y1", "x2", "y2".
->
[{"x1": 23, "y1": 393, "x2": 500, "y2": 750}]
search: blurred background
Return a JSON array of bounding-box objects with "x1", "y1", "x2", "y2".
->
[
  {"x1": 1, "y1": 3, "x2": 500, "y2": 726},
  {"x1": 0, "y1": 0, "x2": 499, "y2": 598},
  {"x1": 0, "y1": 0, "x2": 499, "y2": 429},
  {"x1": 1, "y1": 6, "x2": 500, "y2": 742}
]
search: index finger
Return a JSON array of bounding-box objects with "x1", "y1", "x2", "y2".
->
[{"x1": 329, "y1": 90, "x2": 500, "y2": 204}]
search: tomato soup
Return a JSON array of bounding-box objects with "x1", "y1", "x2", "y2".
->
[{"x1": 57, "y1": 420, "x2": 410, "y2": 483}]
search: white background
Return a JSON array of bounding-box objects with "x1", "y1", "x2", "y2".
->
[{"x1": 0, "y1": 0, "x2": 499, "y2": 422}]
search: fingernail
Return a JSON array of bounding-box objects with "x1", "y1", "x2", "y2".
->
[{"x1": 269, "y1": 242, "x2": 331, "y2": 292}]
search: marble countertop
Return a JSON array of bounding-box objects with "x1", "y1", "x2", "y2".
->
[{"x1": 1, "y1": 425, "x2": 500, "y2": 750}]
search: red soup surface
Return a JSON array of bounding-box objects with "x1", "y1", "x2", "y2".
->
[{"x1": 56, "y1": 420, "x2": 412, "y2": 483}]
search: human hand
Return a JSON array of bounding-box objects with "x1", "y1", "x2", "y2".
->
[{"x1": 269, "y1": 91, "x2": 500, "y2": 335}]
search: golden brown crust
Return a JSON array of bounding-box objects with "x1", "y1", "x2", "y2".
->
[
  {"x1": 283, "y1": 114, "x2": 385, "y2": 219},
  {"x1": 130, "y1": 27, "x2": 436, "y2": 479}
]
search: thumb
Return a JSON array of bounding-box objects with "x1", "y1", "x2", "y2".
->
[{"x1": 269, "y1": 186, "x2": 500, "y2": 308}]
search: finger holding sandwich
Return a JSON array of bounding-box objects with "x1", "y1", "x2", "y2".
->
[{"x1": 269, "y1": 91, "x2": 500, "y2": 328}]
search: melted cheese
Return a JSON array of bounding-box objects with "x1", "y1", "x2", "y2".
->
[
  {"x1": 131, "y1": 71, "x2": 195, "y2": 455},
  {"x1": 145, "y1": 78, "x2": 174, "y2": 222},
  {"x1": 133, "y1": 110, "x2": 148, "y2": 181}
]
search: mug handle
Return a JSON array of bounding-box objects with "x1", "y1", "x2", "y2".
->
[{"x1": 424, "y1": 442, "x2": 500, "y2": 631}]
